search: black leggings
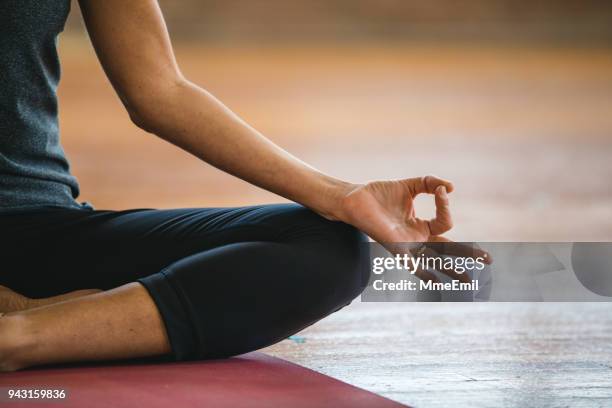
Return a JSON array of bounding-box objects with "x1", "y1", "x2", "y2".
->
[{"x1": 0, "y1": 204, "x2": 368, "y2": 360}]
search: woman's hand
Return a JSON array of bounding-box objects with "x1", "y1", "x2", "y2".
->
[
  {"x1": 337, "y1": 175, "x2": 454, "y2": 244},
  {"x1": 335, "y1": 176, "x2": 489, "y2": 282}
]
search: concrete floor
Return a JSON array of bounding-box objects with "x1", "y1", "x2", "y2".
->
[
  {"x1": 266, "y1": 302, "x2": 612, "y2": 407},
  {"x1": 56, "y1": 39, "x2": 612, "y2": 407}
]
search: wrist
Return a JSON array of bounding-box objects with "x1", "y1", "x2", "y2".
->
[{"x1": 314, "y1": 177, "x2": 360, "y2": 222}]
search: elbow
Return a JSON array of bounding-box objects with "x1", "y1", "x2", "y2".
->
[
  {"x1": 127, "y1": 105, "x2": 154, "y2": 133},
  {"x1": 128, "y1": 106, "x2": 163, "y2": 134},
  {"x1": 125, "y1": 96, "x2": 165, "y2": 134},
  {"x1": 123, "y1": 76, "x2": 187, "y2": 134}
]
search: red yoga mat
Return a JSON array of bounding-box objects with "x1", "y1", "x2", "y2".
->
[{"x1": 0, "y1": 352, "x2": 407, "y2": 408}]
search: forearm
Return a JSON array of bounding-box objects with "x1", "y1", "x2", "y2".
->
[{"x1": 133, "y1": 79, "x2": 355, "y2": 220}]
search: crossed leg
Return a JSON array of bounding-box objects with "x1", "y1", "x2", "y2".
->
[{"x1": 0, "y1": 204, "x2": 367, "y2": 371}]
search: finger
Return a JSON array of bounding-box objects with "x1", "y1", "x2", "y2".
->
[
  {"x1": 427, "y1": 236, "x2": 493, "y2": 264},
  {"x1": 385, "y1": 242, "x2": 424, "y2": 257},
  {"x1": 405, "y1": 175, "x2": 454, "y2": 196},
  {"x1": 427, "y1": 185, "x2": 453, "y2": 235}
]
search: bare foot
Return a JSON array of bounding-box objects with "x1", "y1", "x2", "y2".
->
[
  {"x1": 0, "y1": 285, "x2": 102, "y2": 313},
  {"x1": 1, "y1": 283, "x2": 170, "y2": 372}
]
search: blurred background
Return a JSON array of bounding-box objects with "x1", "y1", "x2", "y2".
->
[{"x1": 59, "y1": 0, "x2": 612, "y2": 241}]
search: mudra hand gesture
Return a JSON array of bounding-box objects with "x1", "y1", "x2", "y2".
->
[{"x1": 337, "y1": 175, "x2": 489, "y2": 282}]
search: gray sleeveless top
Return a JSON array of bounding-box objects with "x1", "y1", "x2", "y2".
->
[{"x1": 0, "y1": 0, "x2": 85, "y2": 210}]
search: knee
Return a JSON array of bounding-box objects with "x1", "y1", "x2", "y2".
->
[{"x1": 273, "y1": 205, "x2": 368, "y2": 307}]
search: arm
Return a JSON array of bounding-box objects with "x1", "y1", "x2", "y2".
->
[
  {"x1": 78, "y1": 0, "x2": 350, "y2": 220},
  {"x1": 78, "y1": 0, "x2": 459, "y2": 254}
]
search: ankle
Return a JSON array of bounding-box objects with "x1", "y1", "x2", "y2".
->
[{"x1": 0, "y1": 313, "x2": 36, "y2": 371}]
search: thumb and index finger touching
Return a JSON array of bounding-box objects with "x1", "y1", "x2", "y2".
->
[{"x1": 404, "y1": 175, "x2": 454, "y2": 235}]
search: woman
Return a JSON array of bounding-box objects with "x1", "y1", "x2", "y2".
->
[{"x1": 0, "y1": 0, "x2": 459, "y2": 371}]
